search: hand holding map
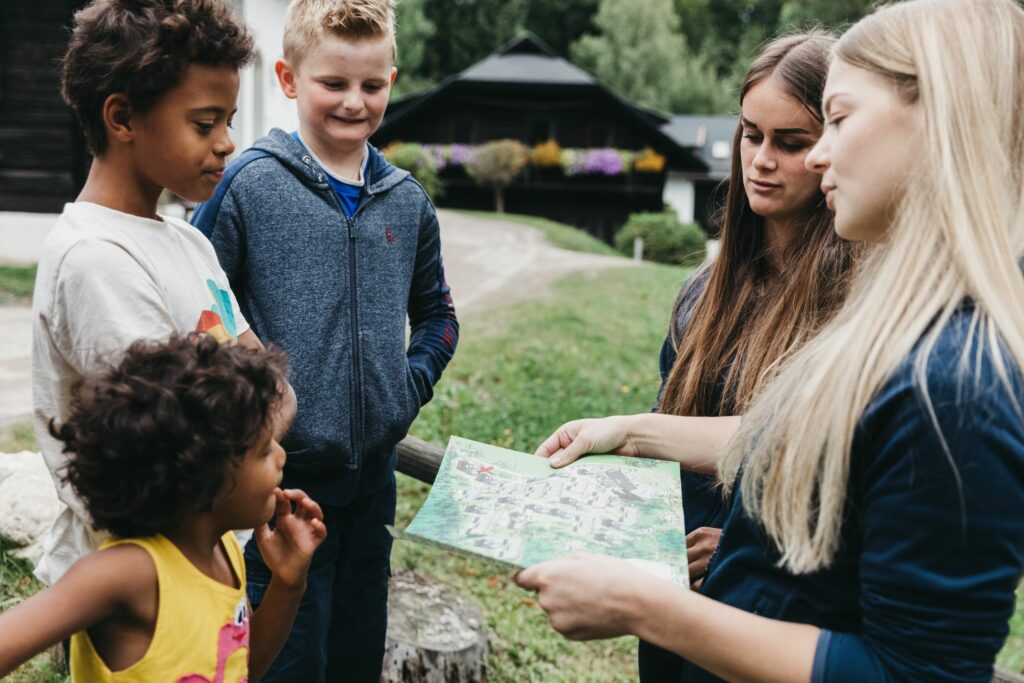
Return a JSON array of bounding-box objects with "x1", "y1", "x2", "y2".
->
[{"x1": 393, "y1": 436, "x2": 689, "y2": 585}]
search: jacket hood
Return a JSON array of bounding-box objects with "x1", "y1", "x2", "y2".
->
[{"x1": 251, "y1": 128, "x2": 409, "y2": 195}]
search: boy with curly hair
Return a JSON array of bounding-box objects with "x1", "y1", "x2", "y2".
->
[
  {"x1": 32, "y1": 0, "x2": 292, "y2": 588},
  {"x1": 191, "y1": 0, "x2": 459, "y2": 679}
]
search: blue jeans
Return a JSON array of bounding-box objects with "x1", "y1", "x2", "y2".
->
[{"x1": 244, "y1": 473, "x2": 396, "y2": 682}]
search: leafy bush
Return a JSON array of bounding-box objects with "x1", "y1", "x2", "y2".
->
[
  {"x1": 382, "y1": 142, "x2": 443, "y2": 198},
  {"x1": 465, "y1": 139, "x2": 529, "y2": 212},
  {"x1": 614, "y1": 211, "x2": 705, "y2": 266}
]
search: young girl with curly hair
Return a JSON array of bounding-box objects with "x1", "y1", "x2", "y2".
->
[{"x1": 0, "y1": 336, "x2": 325, "y2": 681}]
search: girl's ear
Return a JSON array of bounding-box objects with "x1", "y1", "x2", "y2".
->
[
  {"x1": 103, "y1": 94, "x2": 135, "y2": 143},
  {"x1": 390, "y1": 66, "x2": 398, "y2": 87},
  {"x1": 275, "y1": 59, "x2": 298, "y2": 100}
]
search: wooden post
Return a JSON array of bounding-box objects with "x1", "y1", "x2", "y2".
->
[
  {"x1": 383, "y1": 570, "x2": 489, "y2": 682},
  {"x1": 397, "y1": 435, "x2": 444, "y2": 484},
  {"x1": 995, "y1": 668, "x2": 1024, "y2": 683}
]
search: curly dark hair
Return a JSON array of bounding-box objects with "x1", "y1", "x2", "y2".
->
[
  {"x1": 51, "y1": 335, "x2": 287, "y2": 538},
  {"x1": 60, "y1": 0, "x2": 255, "y2": 155}
]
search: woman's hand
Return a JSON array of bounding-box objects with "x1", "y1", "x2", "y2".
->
[
  {"x1": 535, "y1": 416, "x2": 637, "y2": 467},
  {"x1": 254, "y1": 488, "x2": 327, "y2": 590},
  {"x1": 686, "y1": 527, "x2": 722, "y2": 588},
  {"x1": 515, "y1": 553, "x2": 647, "y2": 640}
]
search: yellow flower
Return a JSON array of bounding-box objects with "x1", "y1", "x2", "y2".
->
[
  {"x1": 634, "y1": 147, "x2": 666, "y2": 173},
  {"x1": 530, "y1": 139, "x2": 562, "y2": 167}
]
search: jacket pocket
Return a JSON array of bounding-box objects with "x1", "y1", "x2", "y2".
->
[{"x1": 359, "y1": 329, "x2": 420, "y2": 455}]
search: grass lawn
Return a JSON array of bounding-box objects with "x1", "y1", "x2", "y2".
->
[
  {"x1": 397, "y1": 264, "x2": 690, "y2": 681},
  {"x1": 0, "y1": 265, "x2": 36, "y2": 304},
  {"x1": 452, "y1": 209, "x2": 622, "y2": 258}
]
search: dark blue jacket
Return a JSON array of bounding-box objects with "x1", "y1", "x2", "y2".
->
[
  {"x1": 192, "y1": 129, "x2": 458, "y2": 504},
  {"x1": 687, "y1": 306, "x2": 1024, "y2": 682}
]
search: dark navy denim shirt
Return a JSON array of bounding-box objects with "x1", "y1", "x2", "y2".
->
[{"x1": 685, "y1": 306, "x2": 1024, "y2": 682}]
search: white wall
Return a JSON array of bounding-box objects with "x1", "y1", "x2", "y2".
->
[
  {"x1": 662, "y1": 171, "x2": 695, "y2": 225},
  {"x1": 233, "y1": 0, "x2": 297, "y2": 152}
]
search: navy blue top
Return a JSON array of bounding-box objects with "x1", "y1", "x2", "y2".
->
[
  {"x1": 655, "y1": 269, "x2": 728, "y2": 533},
  {"x1": 291, "y1": 131, "x2": 362, "y2": 218},
  {"x1": 685, "y1": 306, "x2": 1024, "y2": 682}
]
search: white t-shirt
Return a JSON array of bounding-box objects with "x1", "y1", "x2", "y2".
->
[{"x1": 32, "y1": 202, "x2": 249, "y2": 585}]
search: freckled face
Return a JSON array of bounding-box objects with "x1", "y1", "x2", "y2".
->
[
  {"x1": 130, "y1": 64, "x2": 239, "y2": 202},
  {"x1": 739, "y1": 79, "x2": 824, "y2": 224},
  {"x1": 805, "y1": 59, "x2": 920, "y2": 242},
  {"x1": 279, "y1": 33, "x2": 396, "y2": 156}
]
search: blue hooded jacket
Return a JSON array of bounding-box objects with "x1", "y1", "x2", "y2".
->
[{"x1": 192, "y1": 129, "x2": 458, "y2": 503}]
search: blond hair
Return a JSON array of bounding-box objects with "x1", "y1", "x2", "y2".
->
[
  {"x1": 719, "y1": 0, "x2": 1024, "y2": 573},
  {"x1": 283, "y1": 0, "x2": 396, "y2": 66}
]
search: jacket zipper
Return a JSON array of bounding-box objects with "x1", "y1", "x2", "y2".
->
[
  {"x1": 304, "y1": 154, "x2": 377, "y2": 468},
  {"x1": 316, "y1": 159, "x2": 365, "y2": 467}
]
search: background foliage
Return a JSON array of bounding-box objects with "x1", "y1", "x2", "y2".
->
[{"x1": 392, "y1": 0, "x2": 878, "y2": 114}]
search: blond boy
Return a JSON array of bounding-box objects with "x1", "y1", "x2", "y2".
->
[{"x1": 191, "y1": 1, "x2": 458, "y2": 679}]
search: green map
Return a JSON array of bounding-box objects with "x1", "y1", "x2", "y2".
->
[{"x1": 396, "y1": 436, "x2": 689, "y2": 586}]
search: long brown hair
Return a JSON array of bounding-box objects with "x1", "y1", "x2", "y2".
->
[{"x1": 660, "y1": 32, "x2": 857, "y2": 417}]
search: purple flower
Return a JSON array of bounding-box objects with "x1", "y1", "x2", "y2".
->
[
  {"x1": 582, "y1": 148, "x2": 624, "y2": 176},
  {"x1": 423, "y1": 145, "x2": 447, "y2": 170},
  {"x1": 560, "y1": 149, "x2": 586, "y2": 176},
  {"x1": 449, "y1": 144, "x2": 474, "y2": 166}
]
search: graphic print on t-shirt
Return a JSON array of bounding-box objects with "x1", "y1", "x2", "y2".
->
[{"x1": 195, "y1": 279, "x2": 240, "y2": 343}]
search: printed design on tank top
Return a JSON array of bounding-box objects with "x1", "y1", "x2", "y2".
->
[{"x1": 176, "y1": 596, "x2": 250, "y2": 683}]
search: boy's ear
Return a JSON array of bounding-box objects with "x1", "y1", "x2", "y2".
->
[
  {"x1": 275, "y1": 59, "x2": 298, "y2": 100},
  {"x1": 103, "y1": 94, "x2": 136, "y2": 143},
  {"x1": 390, "y1": 67, "x2": 398, "y2": 86}
]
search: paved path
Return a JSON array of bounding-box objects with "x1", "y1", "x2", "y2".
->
[{"x1": 0, "y1": 209, "x2": 636, "y2": 424}]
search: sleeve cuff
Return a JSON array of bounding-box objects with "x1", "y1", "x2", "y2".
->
[{"x1": 812, "y1": 629, "x2": 833, "y2": 683}]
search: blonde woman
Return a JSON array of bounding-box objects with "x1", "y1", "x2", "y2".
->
[{"x1": 519, "y1": 1, "x2": 1024, "y2": 681}]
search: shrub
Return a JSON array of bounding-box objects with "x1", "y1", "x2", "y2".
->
[
  {"x1": 614, "y1": 211, "x2": 705, "y2": 266},
  {"x1": 465, "y1": 139, "x2": 529, "y2": 213},
  {"x1": 382, "y1": 142, "x2": 443, "y2": 198},
  {"x1": 530, "y1": 140, "x2": 562, "y2": 167}
]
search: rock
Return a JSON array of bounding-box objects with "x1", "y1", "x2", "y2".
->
[
  {"x1": 383, "y1": 570, "x2": 489, "y2": 682},
  {"x1": 0, "y1": 451, "x2": 61, "y2": 563}
]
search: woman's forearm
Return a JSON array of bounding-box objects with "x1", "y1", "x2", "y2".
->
[{"x1": 622, "y1": 413, "x2": 741, "y2": 475}]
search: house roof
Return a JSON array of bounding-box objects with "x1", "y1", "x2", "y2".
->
[
  {"x1": 379, "y1": 32, "x2": 708, "y2": 173},
  {"x1": 458, "y1": 34, "x2": 596, "y2": 85},
  {"x1": 661, "y1": 115, "x2": 738, "y2": 180}
]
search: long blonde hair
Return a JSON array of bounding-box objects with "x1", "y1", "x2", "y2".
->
[
  {"x1": 719, "y1": 0, "x2": 1024, "y2": 574},
  {"x1": 659, "y1": 32, "x2": 856, "y2": 418}
]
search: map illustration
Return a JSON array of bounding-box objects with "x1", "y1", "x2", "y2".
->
[{"x1": 396, "y1": 436, "x2": 689, "y2": 586}]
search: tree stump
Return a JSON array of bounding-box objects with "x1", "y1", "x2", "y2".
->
[{"x1": 383, "y1": 570, "x2": 488, "y2": 682}]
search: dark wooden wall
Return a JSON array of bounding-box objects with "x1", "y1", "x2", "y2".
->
[
  {"x1": 0, "y1": 1, "x2": 88, "y2": 213},
  {"x1": 374, "y1": 83, "x2": 697, "y2": 241}
]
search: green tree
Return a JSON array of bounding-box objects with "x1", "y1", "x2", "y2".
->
[
  {"x1": 522, "y1": 0, "x2": 600, "y2": 58},
  {"x1": 778, "y1": 0, "x2": 876, "y2": 31},
  {"x1": 570, "y1": 0, "x2": 732, "y2": 114},
  {"x1": 393, "y1": 0, "x2": 436, "y2": 97},
  {"x1": 421, "y1": 0, "x2": 529, "y2": 82},
  {"x1": 570, "y1": 0, "x2": 687, "y2": 112}
]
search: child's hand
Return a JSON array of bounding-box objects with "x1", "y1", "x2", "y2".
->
[{"x1": 254, "y1": 488, "x2": 326, "y2": 590}]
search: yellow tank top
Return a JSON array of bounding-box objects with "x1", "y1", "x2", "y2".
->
[{"x1": 70, "y1": 533, "x2": 250, "y2": 683}]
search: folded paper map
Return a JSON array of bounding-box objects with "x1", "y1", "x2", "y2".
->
[{"x1": 393, "y1": 436, "x2": 689, "y2": 586}]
